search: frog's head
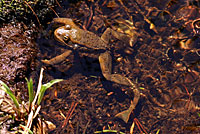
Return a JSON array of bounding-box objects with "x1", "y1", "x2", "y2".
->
[
  {"x1": 54, "y1": 23, "x2": 78, "y2": 47},
  {"x1": 193, "y1": 19, "x2": 200, "y2": 34}
]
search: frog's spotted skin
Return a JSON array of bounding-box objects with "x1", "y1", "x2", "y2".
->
[
  {"x1": 54, "y1": 18, "x2": 108, "y2": 50},
  {"x1": 56, "y1": 28, "x2": 70, "y2": 37}
]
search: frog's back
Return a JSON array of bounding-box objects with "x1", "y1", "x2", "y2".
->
[
  {"x1": 76, "y1": 30, "x2": 108, "y2": 50},
  {"x1": 53, "y1": 18, "x2": 108, "y2": 50}
]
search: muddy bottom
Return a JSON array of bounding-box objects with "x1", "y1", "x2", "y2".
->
[{"x1": 36, "y1": 0, "x2": 200, "y2": 133}]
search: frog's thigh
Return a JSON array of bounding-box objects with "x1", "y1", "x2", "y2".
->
[
  {"x1": 42, "y1": 50, "x2": 72, "y2": 65},
  {"x1": 101, "y1": 28, "x2": 130, "y2": 44},
  {"x1": 99, "y1": 51, "x2": 131, "y2": 86}
]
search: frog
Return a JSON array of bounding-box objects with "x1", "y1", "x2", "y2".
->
[
  {"x1": 41, "y1": 18, "x2": 141, "y2": 123},
  {"x1": 42, "y1": 18, "x2": 138, "y2": 87}
]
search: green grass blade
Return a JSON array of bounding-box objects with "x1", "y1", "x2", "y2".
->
[
  {"x1": 37, "y1": 79, "x2": 63, "y2": 105},
  {"x1": 95, "y1": 130, "x2": 125, "y2": 134},
  {"x1": 26, "y1": 78, "x2": 34, "y2": 104},
  {"x1": 19, "y1": 124, "x2": 33, "y2": 134},
  {"x1": 156, "y1": 129, "x2": 160, "y2": 134},
  {"x1": 0, "y1": 80, "x2": 20, "y2": 109},
  {"x1": 9, "y1": 0, "x2": 15, "y2": 6}
]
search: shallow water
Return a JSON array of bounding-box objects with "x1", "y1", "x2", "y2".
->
[{"x1": 38, "y1": 0, "x2": 200, "y2": 133}]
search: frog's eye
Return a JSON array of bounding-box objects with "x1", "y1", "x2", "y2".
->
[
  {"x1": 65, "y1": 25, "x2": 71, "y2": 30},
  {"x1": 194, "y1": 20, "x2": 200, "y2": 29},
  {"x1": 63, "y1": 35, "x2": 69, "y2": 41},
  {"x1": 193, "y1": 19, "x2": 200, "y2": 34}
]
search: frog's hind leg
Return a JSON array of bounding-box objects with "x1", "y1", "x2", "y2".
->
[
  {"x1": 101, "y1": 28, "x2": 130, "y2": 44},
  {"x1": 42, "y1": 50, "x2": 72, "y2": 65},
  {"x1": 99, "y1": 51, "x2": 132, "y2": 86},
  {"x1": 99, "y1": 51, "x2": 140, "y2": 123}
]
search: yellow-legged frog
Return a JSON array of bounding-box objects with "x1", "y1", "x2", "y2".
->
[
  {"x1": 42, "y1": 18, "x2": 138, "y2": 86},
  {"x1": 42, "y1": 18, "x2": 141, "y2": 123}
]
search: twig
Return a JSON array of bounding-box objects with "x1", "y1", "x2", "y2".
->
[
  {"x1": 23, "y1": 1, "x2": 42, "y2": 30},
  {"x1": 86, "y1": 4, "x2": 94, "y2": 29},
  {"x1": 49, "y1": 6, "x2": 60, "y2": 18},
  {"x1": 62, "y1": 102, "x2": 78, "y2": 128},
  {"x1": 134, "y1": 118, "x2": 148, "y2": 134},
  {"x1": 55, "y1": 0, "x2": 62, "y2": 8},
  {"x1": 83, "y1": 120, "x2": 90, "y2": 134}
]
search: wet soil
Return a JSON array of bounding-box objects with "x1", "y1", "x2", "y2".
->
[{"x1": 0, "y1": 23, "x2": 37, "y2": 90}]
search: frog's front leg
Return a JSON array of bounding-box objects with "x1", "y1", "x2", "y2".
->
[
  {"x1": 41, "y1": 50, "x2": 72, "y2": 65},
  {"x1": 99, "y1": 51, "x2": 132, "y2": 86}
]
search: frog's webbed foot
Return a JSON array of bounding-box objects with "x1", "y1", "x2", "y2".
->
[
  {"x1": 41, "y1": 50, "x2": 72, "y2": 65},
  {"x1": 99, "y1": 51, "x2": 132, "y2": 86}
]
